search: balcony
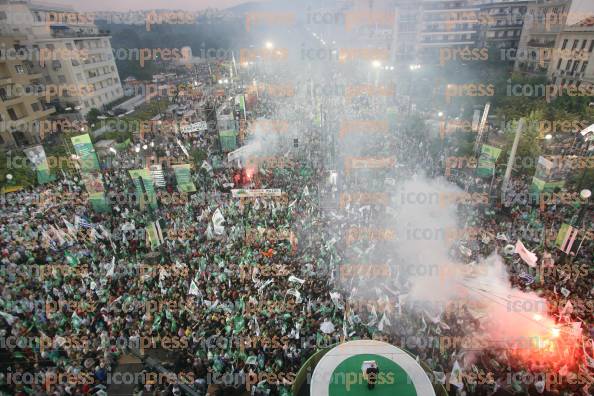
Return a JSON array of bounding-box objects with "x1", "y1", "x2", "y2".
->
[
  {"x1": 50, "y1": 29, "x2": 111, "y2": 39},
  {"x1": 527, "y1": 40, "x2": 556, "y2": 48}
]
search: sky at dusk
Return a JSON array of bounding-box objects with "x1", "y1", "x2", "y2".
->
[{"x1": 49, "y1": 0, "x2": 255, "y2": 12}]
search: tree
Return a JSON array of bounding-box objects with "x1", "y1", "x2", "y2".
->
[{"x1": 86, "y1": 108, "x2": 101, "y2": 126}]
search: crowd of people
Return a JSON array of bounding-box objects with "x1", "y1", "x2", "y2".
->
[{"x1": 0, "y1": 60, "x2": 592, "y2": 396}]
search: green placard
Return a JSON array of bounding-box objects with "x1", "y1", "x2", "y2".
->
[
  {"x1": 219, "y1": 130, "x2": 238, "y2": 152},
  {"x1": 477, "y1": 144, "x2": 502, "y2": 177},
  {"x1": 129, "y1": 169, "x2": 158, "y2": 209},
  {"x1": 71, "y1": 134, "x2": 100, "y2": 172},
  {"x1": 173, "y1": 164, "x2": 196, "y2": 193}
]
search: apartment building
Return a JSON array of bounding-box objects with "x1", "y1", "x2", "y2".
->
[
  {"x1": 476, "y1": 0, "x2": 530, "y2": 50},
  {"x1": 0, "y1": 0, "x2": 123, "y2": 117},
  {"x1": 0, "y1": 35, "x2": 55, "y2": 147},
  {"x1": 390, "y1": 0, "x2": 531, "y2": 63},
  {"x1": 548, "y1": 17, "x2": 594, "y2": 89},
  {"x1": 416, "y1": 0, "x2": 481, "y2": 60},
  {"x1": 514, "y1": 0, "x2": 572, "y2": 75}
]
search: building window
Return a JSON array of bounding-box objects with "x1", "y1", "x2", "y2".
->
[
  {"x1": 71, "y1": 59, "x2": 80, "y2": 67},
  {"x1": 590, "y1": 41, "x2": 594, "y2": 53},
  {"x1": 562, "y1": 39, "x2": 568, "y2": 50},
  {"x1": 566, "y1": 60, "x2": 572, "y2": 70},
  {"x1": 572, "y1": 39, "x2": 579, "y2": 50},
  {"x1": 14, "y1": 65, "x2": 25, "y2": 74},
  {"x1": 572, "y1": 61, "x2": 580, "y2": 73},
  {"x1": 46, "y1": 44, "x2": 55, "y2": 51},
  {"x1": 557, "y1": 58, "x2": 562, "y2": 69},
  {"x1": 58, "y1": 75, "x2": 67, "y2": 84},
  {"x1": 0, "y1": 11, "x2": 6, "y2": 20},
  {"x1": 581, "y1": 61, "x2": 588, "y2": 73},
  {"x1": 31, "y1": 102, "x2": 40, "y2": 112},
  {"x1": 582, "y1": 40, "x2": 588, "y2": 50},
  {"x1": 7, "y1": 108, "x2": 18, "y2": 121},
  {"x1": 52, "y1": 60, "x2": 61, "y2": 70},
  {"x1": 66, "y1": 43, "x2": 73, "y2": 50}
]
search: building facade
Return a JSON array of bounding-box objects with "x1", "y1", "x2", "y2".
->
[
  {"x1": 476, "y1": 0, "x2": 530, "y2": 51},
  {"x1": 0, "y1": 35, "x2": 55, "y2": 147},
  {"x1": 514, "y1": 0, "x2": 572, "y2": 75},
  {"x1": 547, "y1": 17, "x2": 594, "y2": 90},
  {"x1": 0, "y1": 0, "x2": 123, "y2": 119}
]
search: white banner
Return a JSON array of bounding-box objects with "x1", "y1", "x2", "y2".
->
[
  {"x1": 180, "y1": 121, "x2": 208, "y2": 133},
  {"x1": 231, "y1": 189, "x2": 282, "y2": 198}
]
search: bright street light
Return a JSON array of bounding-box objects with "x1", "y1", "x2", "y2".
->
[
  {"x1": 544, "y1": 134, "x2": 553, "y2": 140},
  {"x1": 438, "y1": 111, "x2": 444, "y2": 117},
  {"x1": 135, "y1": 146, "x2": 141, "y2": 153},
  {"x1": 265, "y1": 41, "x2": 274, "y2": 50},
  {"x1": 372, "y1": 60, "x2": 382, "y2": 68},
  {"x1": 581, "y1": 189, "x2": 592, "y2": 199},
  {"x1": 6, "y1": 174, "x2": 12, "y2": 181}
]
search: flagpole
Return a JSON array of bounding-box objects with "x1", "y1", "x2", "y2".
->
[{"x1": 502, "y1": 118, "x2": 524, "y2": 202}]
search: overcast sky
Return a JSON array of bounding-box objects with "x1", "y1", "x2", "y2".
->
[{"x1": 52, "y1": 0, "x2": 251, "y2": 12}]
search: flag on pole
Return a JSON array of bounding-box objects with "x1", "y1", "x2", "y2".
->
[
  {"x1": 212, "y1": 209, "x2": 225, "y2": 235},
  {"x1": 189, "y1": 280, "x2": 200, "y2": 296},
  {"x1": 555, "y1": 223, "x2": 580, "y2": 255},
  {"x1": 449, "y1": 360, "x2": 464, "y2": 390},
  {"x1": 515, "y1": 240, "x2": 538, "y2": 267}
]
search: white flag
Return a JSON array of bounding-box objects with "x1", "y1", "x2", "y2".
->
[
  {"x1": 188, "y1": 280, "x2": 200, "y2": 296},
  {"x1": 515, "y1": 240, "x2": 538, "y2": 267},
  {"x1": 449, "y1": 360, "x2": 464, "y2": 390},
  {"x1": 378, "y1": 312, "x2": 391, "y2": 332},
  {"x1": 106, "y1": 257, "x2": 115, "y2": 277},
  {"x1": 288, "y1": 275, "x2": 305, "y2": 285},
  {"x1": 212, "y1": 208, "x2": 225, "y2": 235}
]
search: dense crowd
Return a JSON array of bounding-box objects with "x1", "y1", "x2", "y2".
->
[{"x1": 0, "y1": 64, "x2": 592, "y2": 396}]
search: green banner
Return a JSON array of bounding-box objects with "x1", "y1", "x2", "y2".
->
[
  {"x1": 81, "y1": 173, "x2": 110, "y2": 213},
  {"x1": 173, "y1": 164, "x2": 196, "y2": 193},
  {"x1": 129, "y1": 169, "x2": 158, "y2": 210},
  {"x1": 23, "y1": 145, "x2": 54, "y2": 184},
  {"x1": 219, "y1": 130, "x2": 237, "y2": 152},
  {"x1": 71, "y1": 134, "x2": 100, "y2": 172},
  {"x1": 477, "y1": 144, "x2": 502, "y2": 177},
  {"x1": 235, "y1": 94, "x2": 246, "y2": 115},
  {"x1": 531, "y1": 156, "x2": 566, "y2": 192},
  {"x1": 145, "y1": 221, "x2": 164, "y2": 250},
  {"x1": 70, "y1": 134, "x2": 109, "y2": 212}
]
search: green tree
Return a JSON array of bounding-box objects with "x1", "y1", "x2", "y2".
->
[{"x1": 86, "y1": 108, "x2": 101, "y2": 126}]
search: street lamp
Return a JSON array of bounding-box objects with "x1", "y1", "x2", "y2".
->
[
  {"x1": 438, "y1": 111, "x2": 444, "y2": 117},
  {"x1": 6, "y1": 174, "x2": 12, "y2": 181},
  {"x1": 545, "y1": 134, "x2": 553, "y2": 140},
  {"x1": 265, "y1": 41, "x2": 274, "y2": 50},
  {"x1": 372, "y1": 60, "x2": 382, "y2": 69}
]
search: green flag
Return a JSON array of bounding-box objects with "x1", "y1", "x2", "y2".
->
[
  {"x1": 476, "y1": 144, "x2": 502, "y2": 177},
  {"x1": 173, "y1": 164, "x2": 197, "y2": 192}
]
